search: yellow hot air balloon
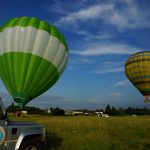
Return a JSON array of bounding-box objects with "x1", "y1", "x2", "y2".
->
[{"x1": 125, "y1": 51, "x2": 150, "y2": 103}]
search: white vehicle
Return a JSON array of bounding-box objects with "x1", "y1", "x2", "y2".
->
[
  {"x1": 97, "y1": 112, "x2": 109, "y2": 118},
  {"x1": 0, "y1": 98, "x2": 45, "y2": 150}
]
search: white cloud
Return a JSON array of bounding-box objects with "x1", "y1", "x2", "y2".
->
[
  {"x1": 45, "y1": 0, "x2": 67, "y2": 15},
  {"x1": 69, "y1": 42, "x2": 136, "y2": 74},
  {"x1": 70, "y1": 57, "x2": 95, "y2": 65},
  {"x1": 93, "y1": 60, "x2": 125, "y2": 74},
  {"x1": 55, "y1": 4, "x2": 114, "y2": 26},
  {"x1": 77, "y1": 30, "x2": 112, "y2": 41},
  {"x1": 67, "y1": 65, "x2": 83, "y2": 71},
  {"x1": 45, "y1": 0, "x2": 87, "y2": 15},
  {"x1": 55, "y1": 0, "x2": 150, "y2": 30},
  {"x1": 95, "y1": 67, "x2": 123, "y2": 74},
  {"x1": 28, "y1": 93, "x2": 71, "y2": 109},
  {"x1": 51, "y1": 0, "x2": 150, "y2": 46},
  {"x1": 71, "y1": 43, "x2": 139, "y2": 56},
  {"x1": 112, "y1": 92, "x2": 122, "y2": 97},
  {"x1": 114, "y1": 80, "x2": 129, "y2": 87}
]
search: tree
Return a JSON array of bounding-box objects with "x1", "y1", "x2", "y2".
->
[
  {"x1": 111, "y1": 107, "x2": 117, "y2": 116},
  {"x1": 50, "y1": 107, "x2": 65, "y2": 116},
  {"x1": 105, "y1": 104, "x2": 111, "y2": 115},
  {"x1": 7, "y1": 103, "x2": 19, "y2": 112},
  {"x1": 118, "y1": 108, "x2": 125, "y2": 116},
  {"x1": 125, "y1": 107, "x2": 134, "y2": 115},
  {"x1": 7, "y1": 104, "x2": 44, "y2": 115}
]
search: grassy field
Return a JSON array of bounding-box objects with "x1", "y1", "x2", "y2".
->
[{"x1": 10, "y1": 115, "x2": 150, "y2": 150}]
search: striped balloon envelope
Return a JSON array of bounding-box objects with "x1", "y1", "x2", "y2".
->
[
  {"x1": 0, "y1": 17, "x2": 68, "y2": 108},
  {"x1": 125, "y1": 51, "x2": 150, "y2": 103}
]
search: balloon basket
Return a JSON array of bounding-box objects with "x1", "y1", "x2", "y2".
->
[{"x1": 144, "y1": 96, "x2": 149, "y2": 103}]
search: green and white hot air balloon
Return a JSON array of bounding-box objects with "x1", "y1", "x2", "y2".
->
[{"x1": 0, "y1": 17, "x2": 68, "y2": 108}]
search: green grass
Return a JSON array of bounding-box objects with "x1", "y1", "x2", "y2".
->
[{"x1": 10, "y1": 115, "x2": 150, "y2": 150}]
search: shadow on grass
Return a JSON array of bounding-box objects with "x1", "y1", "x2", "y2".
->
[{"x1": 44, "y1": 132, "x2": 63, "y2": 150}]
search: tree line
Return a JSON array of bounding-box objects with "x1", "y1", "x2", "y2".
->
[
  {"x1": 6, "y1": 103, "x2": 150, "y2": 116},
  {"x1": 104, "y1": 104, "x2": 150, "y2": 116},
  {"x1": 7, "y1": 103, "x2": 65, "y2": 115}
]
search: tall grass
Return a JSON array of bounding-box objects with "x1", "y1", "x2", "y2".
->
[{"x1": 11, "y1": 115, "x2": 150, "y2": 150}]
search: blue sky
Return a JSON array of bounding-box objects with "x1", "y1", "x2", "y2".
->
[{"x1": 0, "y1": 0, "x2": 150, "y2": 109}]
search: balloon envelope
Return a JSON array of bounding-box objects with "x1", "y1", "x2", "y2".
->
[
  {"x1": 125, "y1": 51, "x2": 150, "y2": 102},
  {"x1": 0, "y1": 17, "x2": 68, "y2": 108}
]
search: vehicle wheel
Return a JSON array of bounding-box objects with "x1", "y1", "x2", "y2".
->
[{"x1": 19, "y1": 140, "x2": 43, "y2": 150}]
